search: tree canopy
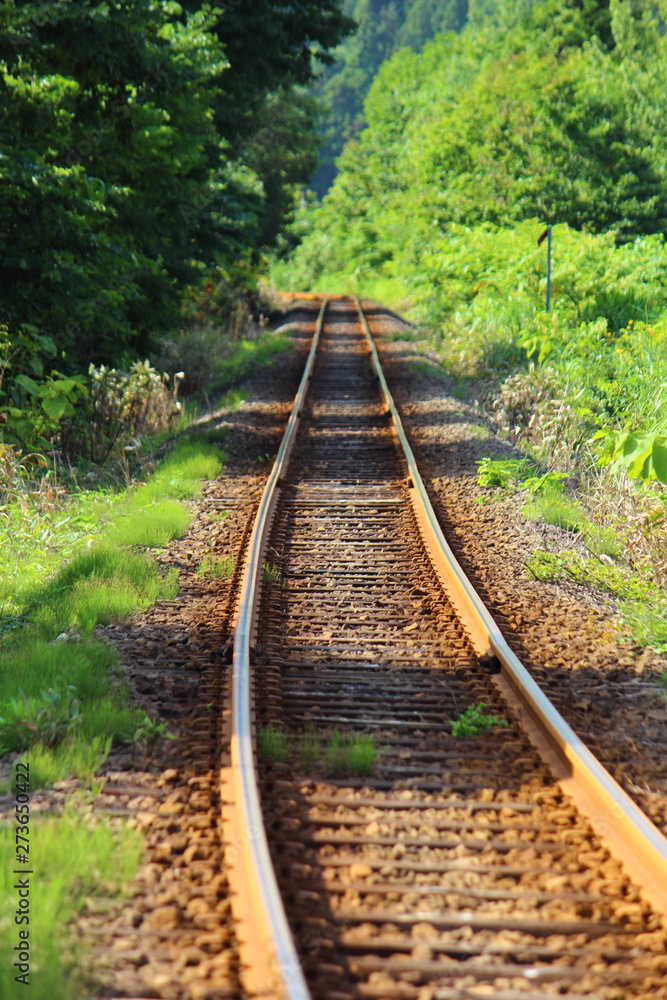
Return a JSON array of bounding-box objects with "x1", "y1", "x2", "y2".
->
[
  {"x1": 0, "y1": 0, "x2": 353, "y2": 377},
  {"x1": 286, "y1": 0, "x2": 667, "y2": 291}
]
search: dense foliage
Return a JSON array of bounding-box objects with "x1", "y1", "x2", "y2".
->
[
  {"x1": 0, "y1": 0, "x2": 353, "y2": 452},
  {"x1": 311, "y1": 0, "x2": 469, "y2": 194},
  {"x1": 275, "y1": 0, "x2": 667, "y2": 503}
]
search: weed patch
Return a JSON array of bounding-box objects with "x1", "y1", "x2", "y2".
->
[
  {"x1": 262, "y1": 561, "x2": 281, "y2": 583},
  {"x1": 525, "y1": 549, "x2": 667, "y2": 651},
  {"x1": 450, "y1": 703, "x2": 508, "y2": 737},
  {"x1": 259, "y1": 726, "x2": 289, "y2": 763},
  {"x1": 259, "y1": 726, "x2": 377, "y2": 776},
  {"x1": 209, "y1": 333, "x2": 291, "y2": 395},
  {"x1": 522, "y1": 484, "x2": 584, "y2": 532},
  {"x1": 25, "y1": 735, "x2": 112, "y2": 789},
  {"x1": 197, "y1": 554, "x2": 234, "y2": 579},
  {"x1": 0, "y1": 804, "x2": 142, "y2": 998},
  {"x1": 476, "y1": 456, "x2": 536, "y2": 489}
]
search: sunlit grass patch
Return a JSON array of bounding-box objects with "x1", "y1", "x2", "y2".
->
[
  {"x1": 23, "y1": 735, "x2": 112, "y2": 789},
  {"x1": 0, "y1": 636, "x2": 115, "y2": 705},
  {"x1": 525, "y1": 548, "x2": 667, "y2": 651},
  {"x1": 103, "y1": 500, "x2": 192, "y2": 548},
  {"x1": 522, "y1": 484, "x2": 585, "y2": 532},
  {"x1": 131, "y1": 439, "x2": 224, "y2": 505},
  {"x1": 0, "y1": 806, "x2": 142, "y2": 999},
  {"x1": 0, "y1": 433, "x2": 224, "y2": 780},
  {"x1": 347, "y1": 734, "x2": 376, "y2": 776},
  {"x1": 197, "y1": 554, "x2": 234, "y2": 579},
  {"x1": 0, "y1": 489, "x2": 122, "y2": 623},
  {"x1": 209, "y1": 333, "x2": 291, "y2": 394},
  {"x1": 32, "y1": 547, "x2": 179, "y2": 636}
]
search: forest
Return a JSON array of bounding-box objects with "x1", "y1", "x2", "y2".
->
[{"x1": 0, "y1": 0, "x2": 353, "y2": 457}]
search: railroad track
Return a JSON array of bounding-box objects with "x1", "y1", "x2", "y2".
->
[{"x1": 220, "y1": 297, "x2": 667, "y2": 1000}]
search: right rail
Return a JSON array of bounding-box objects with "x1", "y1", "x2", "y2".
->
[{"x1": 224, "y1": 295, "x2": 667, "y2": 1000}]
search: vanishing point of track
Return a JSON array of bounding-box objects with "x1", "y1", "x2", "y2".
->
[{"x1": 220, "y1": 298, "x2": 667, "y2": 1000}]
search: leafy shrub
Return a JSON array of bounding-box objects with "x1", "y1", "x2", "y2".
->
[{"x1": 60, "y1": 361, "x2": 182, "y2": 465}]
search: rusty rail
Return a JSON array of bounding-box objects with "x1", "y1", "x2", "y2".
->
[
  {"x1": 224, "y1": 295, "x2": 667, "y2": 1000},
  {"x1": 223, "y1": 300, "x2": 326, "y2": 1000},
  {"x1": 355, "y1": 293, "x2": 667, "y2": 919}
]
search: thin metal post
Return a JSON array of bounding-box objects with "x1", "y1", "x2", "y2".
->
[{"x1": 546, "y1": 224, "x2": 552, "y2": 312}]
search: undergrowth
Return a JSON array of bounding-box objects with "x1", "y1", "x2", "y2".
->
[{"x1": 525, "y1": 550, "x2": 667, "y2": 652}]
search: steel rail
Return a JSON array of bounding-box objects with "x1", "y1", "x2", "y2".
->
[
  {"x1": 225, "y1": 299, "x2": 327, "y2": 1000},
  {"x1": 355, "y1": 294, "x2": 667, "y2": 921}
]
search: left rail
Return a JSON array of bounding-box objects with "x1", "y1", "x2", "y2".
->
[{"x1": 221, "y1": 300, "x2": 326, "y2": 1000}]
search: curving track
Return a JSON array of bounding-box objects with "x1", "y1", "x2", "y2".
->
[{"x1": 222, "y1": 298, "x2": 667, "y2": 1000}]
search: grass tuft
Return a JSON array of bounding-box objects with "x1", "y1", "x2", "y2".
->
[
  {"x1": 450, "y1": 703, "x2": 508, "y2": 737},
  {"x1": 24, "y1": 735, "x2": 112, "y2": 789},
  {"x1": 262, "y1": 561, "x2": 281, "y2": 583},
  {"x1": 259, "y1": 726, "x2": 289, "y2": 763},
  {"x1": 259, "y1": 726, "x2": 377, "y2": 776},
  {"x1": 197, "y1": 554, "x2": 234, "y2": 579}
]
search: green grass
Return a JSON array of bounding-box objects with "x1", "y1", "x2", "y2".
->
[
  {"x1": 450, "y1": 703, "x2": 508, "y2": 737},
  {"x1": 218, "y1": 388, "x2": 248, "y2": 411},
  {"x1": 24, "y1": 736, "x2": 113, "y2": 789},
  {"x1": 29, "y1": 547, "x2": 179, "y2": 638},
  {"x1": 525, "y1": 549, "x2": 667, "y2": 651},
  {"x1": 347, "y1": 734, "x2": 376, "y2": 776},
  {"x1": 476, "y1": 456, "x2": 536, "y2": 489},
  {"x1": 103, "y1": 500, "x2": 192, "y2": 548},
  {"x1": 296, "y1": 727, "x2": 322, "y2": 772},
  {"x1": 262, "y1": 561, "x2": 281, "y2": 583},
  {"x1": 209, "y1": 333, "x2": 291, "y2": 394},
  {"x1": 0, "y1": 489, "x2": 124, "y2": 629},
  {"x1": 0, "y1": 433, "x2": 225, "y2": 783},
  {"x1": 522, "y1": 484, "x2": 585, "y2": 532},
  {"x1": 259, "y1": 726, "x2": 377, "y2": 776},
  {"x1": 131, "y1": 439, "x2": 224, "y2": 505},
  {"x1": 478, "y1": 457, "x2": 623, "y2": 558},
  {"x1": 0, "y1": 803, "x2": 143, "y2": 999},
  {"x1": 259, "y1": 725, "x2": 289, "y2": 763},
  {"x1": 197, "y1": 554, "x2": 234, "y2": 579}
]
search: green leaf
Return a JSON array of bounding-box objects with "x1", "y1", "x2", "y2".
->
[
  {"x1": 41, "y1": 395, "x2": 70, "y2": 420},
  {"x1": 15, "y1": 374, "x2": 40, "y2": 396},
  {"x1": 652, "y1": 442, "x2": 667, "y2": 484}
]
